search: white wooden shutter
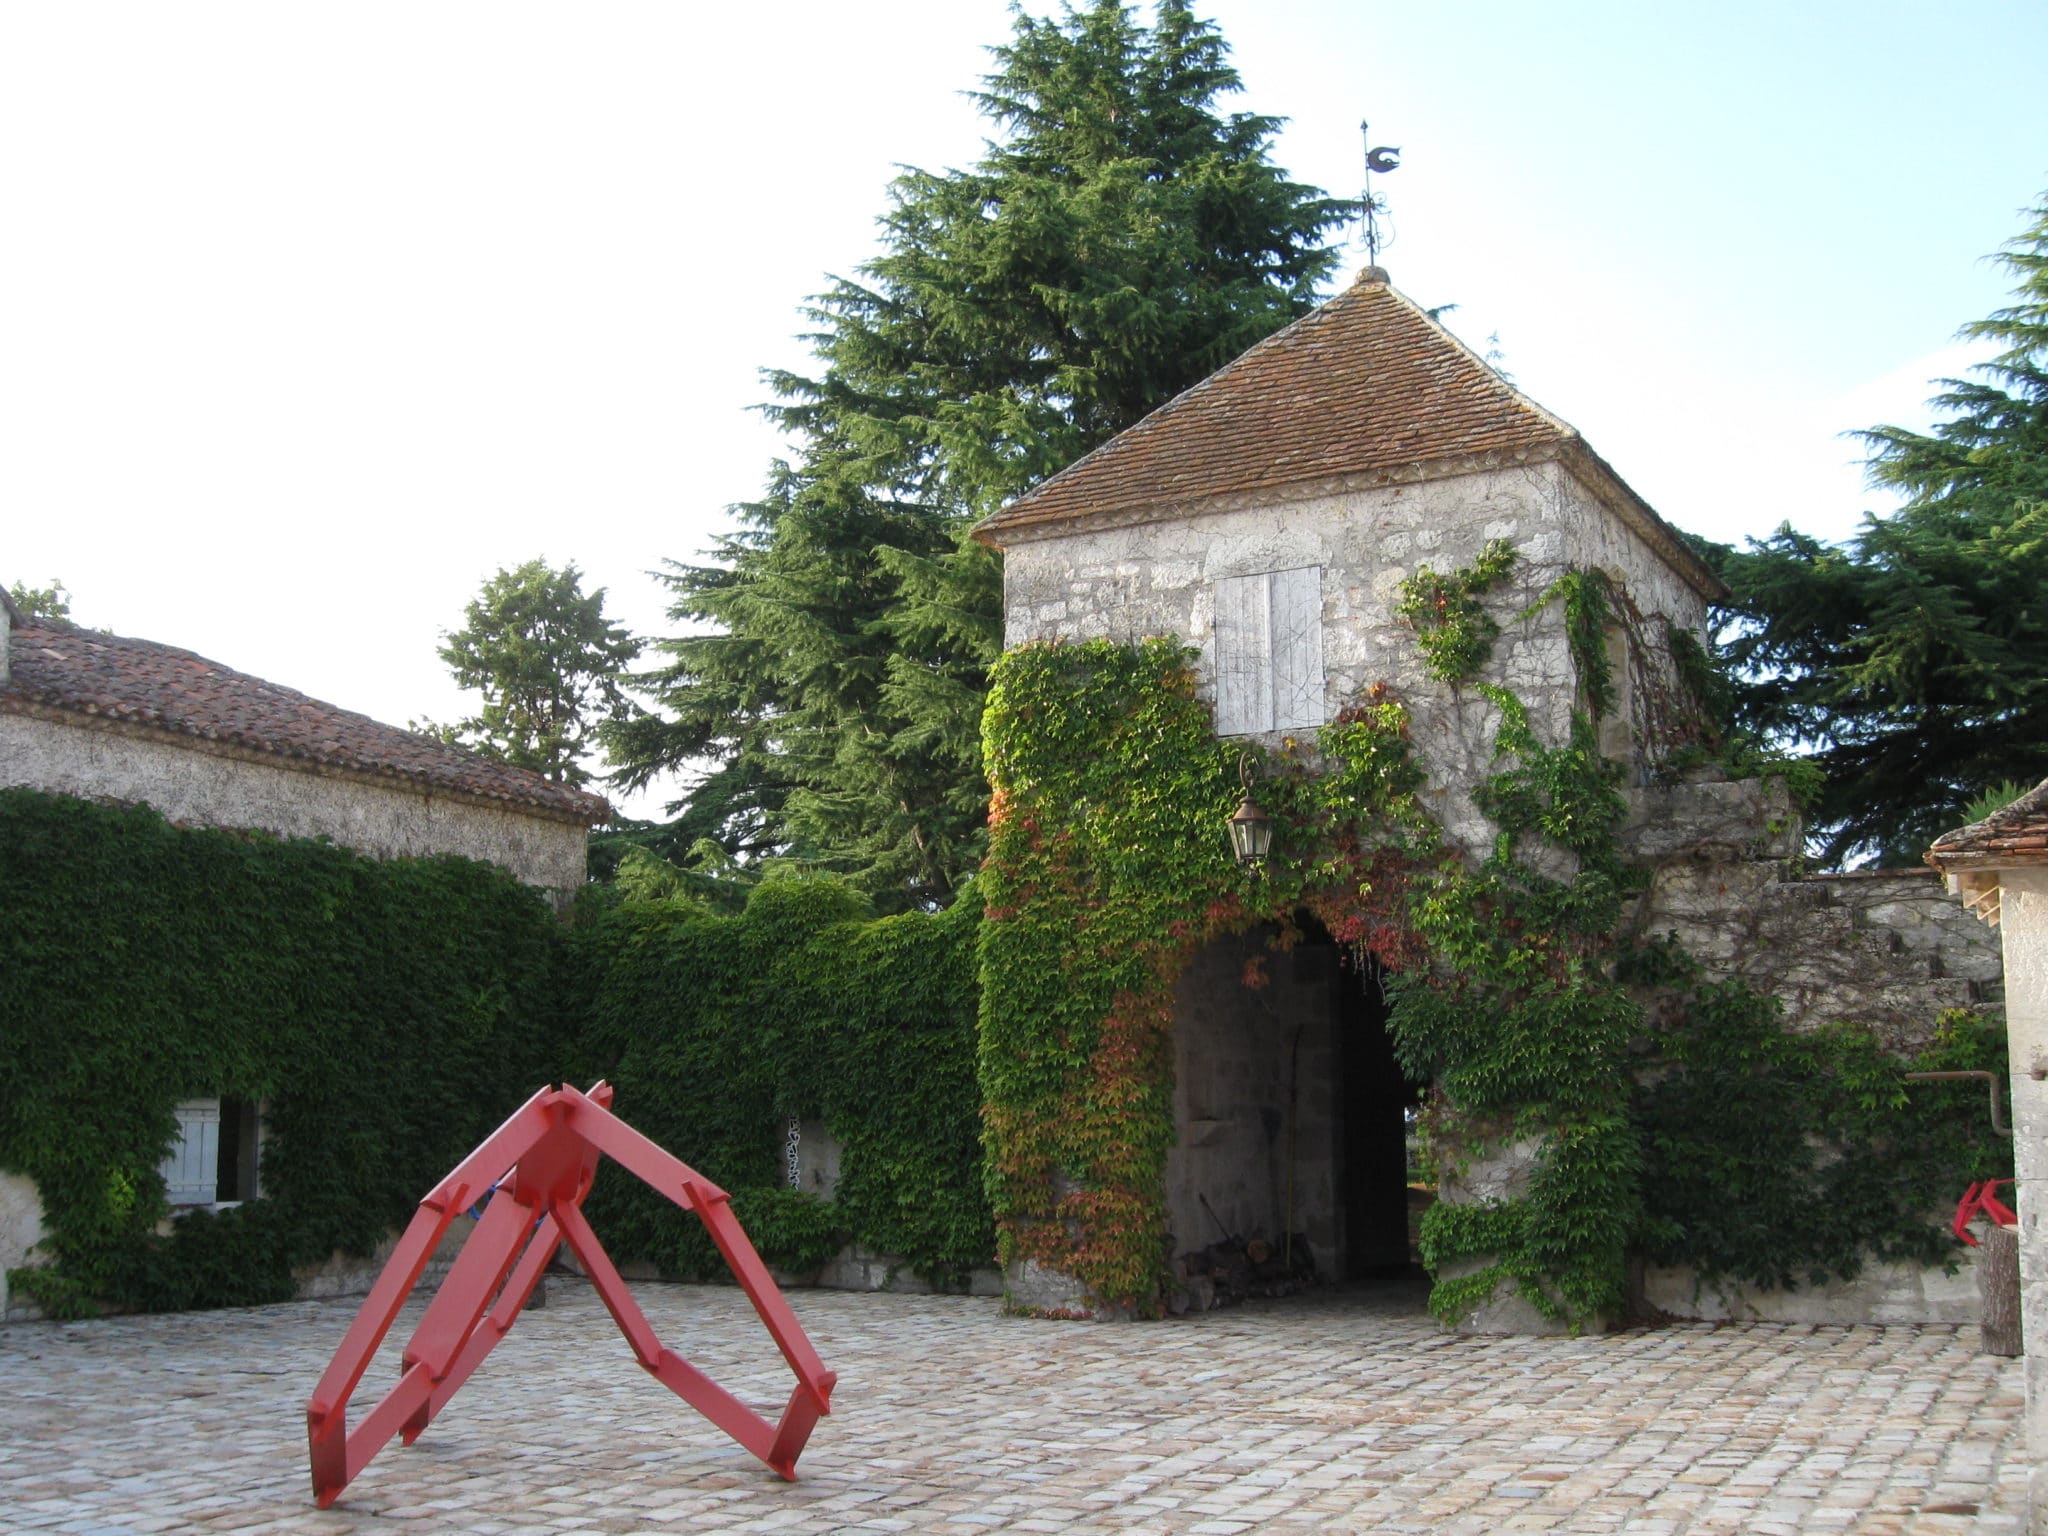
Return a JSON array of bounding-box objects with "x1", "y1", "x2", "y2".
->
[
  {"x1": 160, "y1": 1099, "x2": 221, "y2": 1206},
  {"x1": 1269, "y1": 565, "x2": 1325, "y2": 730},
  {"x1": 1213, "y1": 572, "x2": 1272, "y2": 735},
  {"x1": 1212, "y1": 567, "x2": 1324, "y2": 734}
]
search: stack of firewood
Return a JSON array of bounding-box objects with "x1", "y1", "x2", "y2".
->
[{"x1": 1169, "y1": 1233, "x2": 1317, "y2": 1314}]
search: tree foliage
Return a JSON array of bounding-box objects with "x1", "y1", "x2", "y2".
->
[
  {"x1": 7, "y1": 578, "x2": 72, "y2": 621},
  {"x1": 1705, "y1": 194, "x2": 2048, "y2": 866},
  {"x1": 610, "y1": 0, "x2": 1350, "y2": 910},
  {"x1": 431, "y1": 559, "x2": 640, "y2": 790}
]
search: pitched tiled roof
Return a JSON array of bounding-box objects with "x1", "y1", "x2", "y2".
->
[
  {"x1": 1927, "y1": 780, "x2": 2048, "y2": 868},
  {"x1": 972, "y1": 269, "x2": 1723, "y2": 601},
  {"x1": 2, "y1": 613, "x2": 608, "y2": 825}
]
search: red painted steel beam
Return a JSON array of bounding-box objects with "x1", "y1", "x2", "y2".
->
[
  {"x1": 415, "y1": 1212, "x2": 564, "y2": 1434},
  {"x1": 553, "y1": 1197, "x2": 667, "y2": 1369},
  {"x1": 557, "y1": 1085, "x2": 731, "y2": 1206}
]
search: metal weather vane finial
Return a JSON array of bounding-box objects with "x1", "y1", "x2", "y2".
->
[{"x1": 1359, "y1": 119, "x2": 1402, "y2": 265}]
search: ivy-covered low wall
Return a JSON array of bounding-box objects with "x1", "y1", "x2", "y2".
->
[
  {"x1": 1, "y1": 792, "x2": 995, "y2": 1316},
  {"x1": 1631, "y1": 951, "x2": 2009, "y2": 1292},
  {"x1": 0, "y1": 787, "x2": 570, "y2": 1317},
  {"x1": 568, "y1": 878, "x2": 992, "y2": 1289}
]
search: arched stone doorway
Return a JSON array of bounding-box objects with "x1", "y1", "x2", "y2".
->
[{"x1": 1165, "y1": 918, "x2": 1425, "y2": 1303}]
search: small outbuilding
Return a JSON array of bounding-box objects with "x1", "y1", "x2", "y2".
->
[{"x1": 971, "y1": 268, "x2": 2004, "y2": 1327}]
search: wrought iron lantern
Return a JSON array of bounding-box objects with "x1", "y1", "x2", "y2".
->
[{"x1": 1227, "y1": 753, "x2": 1273, "y2": 869}]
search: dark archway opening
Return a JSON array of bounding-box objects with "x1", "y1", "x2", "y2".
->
[
  {"x1": 1331, "y1": 939, "x2": 1426, "y2": 1278},
  {"x1": 1165, "y1": 915, "x2": 1428, "y2": 1309}
]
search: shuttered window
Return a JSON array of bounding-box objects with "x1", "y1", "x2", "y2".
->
[
  {"x1": 160, "y1": 1099, "x2": 222, "y2": 1206},
  {"x1": 1212, "y1": 566, "x2": 1325, "y2": 735},
  {"x1": 158, "y1": 1098, "x2": 261, "y2": 1206}
]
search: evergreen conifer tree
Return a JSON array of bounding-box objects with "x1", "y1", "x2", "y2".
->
[
  {"x1": 1707, "y1": 194, "x2": 2048, "y2": 865},
  {"x1": 610, "y1": 0, "x2": 1349, "y2": 909}
]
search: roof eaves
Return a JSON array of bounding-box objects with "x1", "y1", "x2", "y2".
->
[
  {"x1": 0, "y1": 681, "x2": 609, "y2": 828},
  {"x1": 1926, "y1": 778, "x2": 2048, "y2": 871},
  {"x1": 981, "y1": 442, "x2": 1578, "y2": 544},
  {"x1": 1557, "y1": 440, "x2": 1730, "y2": 605},
  {"x1": 1279, "y1": 281, "x2": 1731, "y2": 607}
]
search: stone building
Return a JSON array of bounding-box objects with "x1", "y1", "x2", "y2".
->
[
  {"x1": 977, "y1": 267, "x2": 1723, "y2": 849},
  {"x1": 0, "y1": 586, "x2": 608, "y2": 1313},
  {"x1": 973, "y1": 268, "x2": 2003, "y2": 1325}
]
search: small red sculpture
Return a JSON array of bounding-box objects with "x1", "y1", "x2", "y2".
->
[
  {"x1": 306, "y1": 1081, "x2": 837, "y2": 1508},
  {"x1": 1952, "y1": 1178, "x2": 2018, "y2": 1246}
]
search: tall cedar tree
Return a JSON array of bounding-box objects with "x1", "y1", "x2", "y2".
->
[
  {"x1": 433, "y1": 559, "x2": 640, "y2": 790},
  {"x1": 1704, "y1": 194, "x2": 2048, "y2": 866},
  {"x1": 609, "y1": 0, "x2": 1349, "y2": 910}
]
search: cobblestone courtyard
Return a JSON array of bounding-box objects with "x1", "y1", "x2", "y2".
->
[{"x1": 0, "y1": 1278, "x2": 2029, "y2": 1534}]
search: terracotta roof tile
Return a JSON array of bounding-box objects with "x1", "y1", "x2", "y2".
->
[
  {"x1": 972, "y1": 270, "x2": 1722, "y2": 600},
  {"x1": 3, "y1": 614, "x2": 608, "y2": 826},
  {"x1": 1926, "y1": 778, "x2": 2048, "y2": 868}
]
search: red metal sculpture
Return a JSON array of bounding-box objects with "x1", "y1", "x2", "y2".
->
[
  {"x1": 1952, "y1": 1178, "x2": 2019, "y2": 1246},
  {"x1": 306, "y1": 1081, "x2": 837, "y2": 1508}
]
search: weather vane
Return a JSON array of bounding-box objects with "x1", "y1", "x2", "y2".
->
[{"x1": 1359, "y1": 119, "x2": 1401, "y2": 265}]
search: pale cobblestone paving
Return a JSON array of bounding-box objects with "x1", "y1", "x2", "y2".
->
[{"x1": 0, "y1": 1279, "x2": 2027, "y2": 1534}]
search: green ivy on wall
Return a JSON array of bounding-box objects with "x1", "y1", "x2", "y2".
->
[
  {"x1": 1631, "y1": 954, "x2": 2010, "y2": 1290},
  {"x1": 0, "y1": 789, "x2": 569, "y2": 1317},
  {"x1": 1395, "y1": 537, "x2": 1518, "y2": 684},
  {"x1": 6, "y1": 551, "x2": 2004, "y2": 1327},
  {"x1": 570, "y1": 877, "x2": 992, "y2": 1290},
  {"x1": 2, "y1": 792, "x2": 995, "y2": 1317},
  {"x1": 978, "y1": 546, "x2": 2004, "y2": 1326},
  {"x1": 978, "y1": 640, "x2": 1249, "y2": 1311}
]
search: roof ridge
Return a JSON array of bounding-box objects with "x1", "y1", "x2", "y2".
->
[
  {"x1": 972, "y1": 273, "x2": 1577, "y2": 542},
  {"x1": 989, "y1": 282, "x2": 1370, "y2": 519}
]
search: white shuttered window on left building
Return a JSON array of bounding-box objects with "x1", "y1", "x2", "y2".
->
[{"x1": 1211, "y1": 566, "x2": 1326, "y2": 736}]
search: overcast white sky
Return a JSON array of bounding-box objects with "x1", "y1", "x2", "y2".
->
[{"x1": 4, "y1": 2, "x2": 2045, "y2": 817}]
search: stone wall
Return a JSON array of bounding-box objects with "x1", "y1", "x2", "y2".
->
[
  {"x1": 1640, "y1": 1254, "x2": 1985, "y2": 1327},
  {"x1": 1627, "y1": 778, "x2": 2003, "y2": 1048},
  {"x1": 0, "y1": 711, "x2": 589, "y2": 896},
  {"x1": 998, "y1": 458, "x2": 1710, "y2": 859},
  {"x1": 0, "y1": 1172, "x2": 45, "y2": 1318},
  {"x1": 1554, "y1": 469, "x2": 1706, "y2": 660}
]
